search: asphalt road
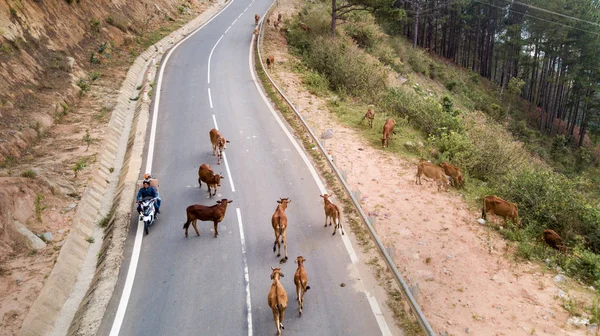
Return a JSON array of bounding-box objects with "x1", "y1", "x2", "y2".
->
[{"x1": 99, "y1": 0, "x2": 394, "y2": 335}]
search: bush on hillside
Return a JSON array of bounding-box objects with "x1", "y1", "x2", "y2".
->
[
  {"x1": 344, "y1": 22, "x2": 378, "y2": 49},
  {"x1": 285, "y1": 5, "x2": 331, "y2": 54},
  {"x1": 304, "y1": 36, "x2": 388, "y2": 100}
]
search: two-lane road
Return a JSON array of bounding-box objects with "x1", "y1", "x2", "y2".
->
[{"x1": 99, "y1": 0, "x2": 395, "y2": 335}]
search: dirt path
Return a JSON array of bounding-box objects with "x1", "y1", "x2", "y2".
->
[{"x1": 261, "y1": 3, "x2": 597, "y2": 335}]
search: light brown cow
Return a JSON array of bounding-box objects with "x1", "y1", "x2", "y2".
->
[
  {"x1": 182, "y1": 199, "x2": 233, "y2": 238},
  {"x1": 482, "y1": 195, "x2": 520, "y2": 227},
  {"x1": 381, "y1": 118, "x2": 395, "y2": 148},
  {"x1": 266, "y1": 55, "x2": 275, "y2": 69},
  {"x1": 542, "y1": 229, "x2": 567, "y2": 254},
  {"x1": 320, "y1": 194, "x2": 344, "y2": 235},
  {"x1": 209, "y1": 128, "x2": 230, "y2": 165},
  {"x1": 293, "y1": 256, "x2": 310, "y2": 316},
  {"x1": 198, "y1": 163, "x2": 223, "y2": 197},
  {"x1": 255, "y1": 14, "x2": 260, "y2": 25},
  {"x1": 439, "y1": 162, "x2": 464, "y2": 188},
  {"x1": 272, "y1": 198, "x2": 291, "y2": 263},
  {"x1": 362, "y1": 108, "x2": 375, "y2": 128},
  {"x1": 268, "y1": 267, "x2": 288, "y2": 336},
  {"x1": 273, "y1": 20, "x2": 280, "y2": 29},
  {"x1": 415, "y1": 161, "x2": 449, "y2": 191}
]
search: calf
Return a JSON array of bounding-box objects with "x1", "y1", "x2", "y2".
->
[
  {"x1": 198, "y1": 163, "x2": 223, "y2": 197},
  {"x1": 272, "y1": 198, "x2": 291, "y2": 263},
  {"x1": 439, "y1": 162, "x2": 464, "y2": 188},
  {"x1": 268, "y1": 267, "x2": 288, "y2": 336},
  {"x1": 255, "y1": 14, "x2": 260, "y2": 25},
  {"x1": 299, "y1": 22, "x2": 311, "y2": 32},
  {"x1": 182, "y1": 199, "x2": 233, "y2": 238},
  {"x1": 381, "y1": 118, "x2": 395, "y2": 148},
  {"x1": 266, "y1": 55, "x2": 275, "y2": 69},
  {"x1": 543, "y1": 229, "x2": 567, "y2": 254},
  {"x1": 362, "y1": 108, "x2": 375, "y2": 128},
  {"x1": 320, "y1": 194, "x2": 344, "y2": 235},
  {"x1": 293, "y1": 256, "x2": 310, "y2": 316},
  {"x1": 482, "y1": 195, "x2": 520, "y2": 227},
  {"x1": 209, "y1": 128, "x2": 230, "y2": 165},
  {"x1": 415, "y1": 161, "x2": 449, "y2": 191}
]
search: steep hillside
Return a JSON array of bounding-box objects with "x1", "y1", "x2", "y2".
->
[{"x1": 0, "y1": 1, "x2": 212, "y2": 334}]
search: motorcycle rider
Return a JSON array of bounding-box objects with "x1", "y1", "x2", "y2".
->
[{"x1": 136, "y1": 179, "x2": 161, "y2": 215}]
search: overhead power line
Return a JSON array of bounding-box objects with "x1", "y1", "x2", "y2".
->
[{"x1": 499, "y1": 0, "x2": 600, "y2": 28}]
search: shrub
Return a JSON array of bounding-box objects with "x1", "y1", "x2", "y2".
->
[
  {"x1": 303, "y1": 36, "x2": 387, "y2": 100},
  {"x1": 302, "y1": 70, "x2": 329, "y2": 96},
  {"x1": 344, "y1": 22, "x2": 378, "y2": 49},
  {"x1": 445, "y1": 80, "x2": 458, "y2": 92},
  {"x1": 21, "y1": 170, "x2": 36, "y2": 178}
]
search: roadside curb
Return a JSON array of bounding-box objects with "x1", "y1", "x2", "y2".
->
[{"x1": 18, "y1": 2, "x2": 228, "y2": 336}]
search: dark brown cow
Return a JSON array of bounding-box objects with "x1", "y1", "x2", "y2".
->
[
  {"x1": 381, "y1": 118, "x2": 395, "y2": 148},
  {"x1": 182, "y1": 199, "x2": 233, "y2": 238},
  {"x1": 542, "y1": 229, "x2": 567, "y2": 254},
  {"x1": 255, "y1": 14, "x2": 260, "y2": 25},
  {"x1": 198, "y1": 163, "x2": 223, "y2": 197},
  {"x1": 277, "y1": 13, "x2": 282, "y2": 23},
  {"x1": 272, "y1": 198, "x2": 291, "y2": 263},
  {"x1": 268, "y1": 267, "x2": 288, "y2": 336},
  {"x1": 266, "y1": 55, "x2": 275, "y2": 69},
  {"x1": 299, "y1": 22, "x2": 311, "y2": 32},
  {"x1": 482, "y1": 195, "x2": 520, "y2": 227},
  {"x1": 362, "y1": 108, "x2": 375, "y2": 128},
  {"x1": 415, "y1": 161, "x2": 449, "y2": 191},
  {"x1": 267, "y1": 18, "x2": 271, "y2": 26},
  {"x1": 320, "y1": 194, "x2": 344, "y2": 235},
  {"x1": 209, "y1": 128, "x2": 230, "y2": 165},
  {"x1": 439, "y1": 162, "x2": 464, "y2": 188},
  {"x1": 293, "y1": 256, "x2": 310, "y2": 316}
]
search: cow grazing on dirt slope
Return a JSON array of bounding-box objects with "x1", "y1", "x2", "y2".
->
[
  {"x1": 209, "y1": 128, "x2": 230, "y2": 165},
  {"x1": 415, "y1": 161, "x2": 449, "y2": 191},
  {"x1": 278, "y1": 13, "x2": 282, "y2": 23},
  {"x1": 439, "y1": 162, "x2": 464, "y2": 188},
  {"x1": 362, "y1": 108, "x2": 375, "y2": 128},
  {"x1": 320, "y1": 194, "x2": 344, "y2": 235},
  {"x1": 255, "y1": 14, "x2": 260, "y2": 25},
  {"x1": 542, "y1": 229, "x2": 567, "y2": 253},
  {"x1": 198, "y1": 163, "x2": 223, "y2": 197},
  {"x1": 294, "y1": 256, "x2": 310, "y2": 316},
  {"x1": 268, "y1": 267, "x2": 288, "y2": 336},
  {"x1": 481, "y1": 195, "x2": 520, "y2": 227},
  {"x1": 381, "y1": 118, "x2": 395, "y2": 148},
  {"x1": 182, "y1": 199, "x2": 233, "y2": 238},
  {"x1": 267, "y1": 55, "x2": 275, "y2": 69},
  {"x1": 272, "y1": 198, "x2": 291, "y2": 263}
]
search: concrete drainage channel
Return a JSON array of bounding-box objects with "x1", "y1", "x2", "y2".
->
[
  {"x1": 254, "y1": 2, "x2": 435, "y2": 335},
  {"x1": 18, "y1": 2, "x2": 229, "y2": 336}
]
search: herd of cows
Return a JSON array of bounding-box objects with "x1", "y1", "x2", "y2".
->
[{"x1": 177, "y1": 127, "x2": 346, "y2": 335}]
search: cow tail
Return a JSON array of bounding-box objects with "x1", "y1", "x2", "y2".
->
[
  {"x1": 481, "y1": 200, "x2": 487, "y2": 220},
  {"x1": 183, "y1": 211, "x2": 191, "y2": 229}
]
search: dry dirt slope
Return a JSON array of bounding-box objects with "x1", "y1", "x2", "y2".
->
[
  {"x1": 0, "y1": 1, "x2": 212, "y2": 334},
  {"x1": 260, "y1": 1, "x2": 599, "y2": 335}
]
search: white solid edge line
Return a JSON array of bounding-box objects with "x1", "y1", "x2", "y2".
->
[
  {"x1": 248, "y1": 35, "x2": 390, "y2": 333},
  {"x1": 109, "y1": 0, "x2": 237, "y2": 334},
  {"x1": 212, "y1": 115, "x2": 236, "y2": 192},
  {"x1": 208, "y1": 88, "x2": 213, "y2": 108},
  {"x1": 207, "y1": 34, "x2": 225, "y2": 84},
  {"x1": 236, "y1": 208, "x2": 253, "y2": 336}
]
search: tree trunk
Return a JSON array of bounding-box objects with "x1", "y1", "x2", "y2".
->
[{"x1": 331, "y1": 0, "x2": 336, "y2": 38}]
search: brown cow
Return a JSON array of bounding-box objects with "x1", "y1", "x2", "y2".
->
[
  {"x1": 267, "y1": 18, "x2": 271, "y2": 26},
  {"x1": 381, "y1": 118, "x2": 395, "y2": 148},
  {"x1": 481, "y1": 195, "x2": 520, "y2": 227},
  {"x1": 268, "y1": 267, "x2": 288, "y2": 336},
  {"x1": 542, "y1": 229, "x2": 567, "y2": 254},
  {"x1": 299, "y1": 22, "x2": 310, "y2": 32},
  {"x1": 362, "y1": 108, "x2": 375, "y2": 128},
  {"x1": 266, "y1": 55, "x2": 275, "y2": 70},
  {"x1": 272, "y1": 198, "x2": 291, "y2": 263},
  {"x1": 277, "y1": 13, "x2": 282, "y2": 23},
  {"x1": 255, "y1": 14, "x2": 260, "y2": 25},
  {"x1": 253, "y1": 26, "x2": 259, "y2": 36},
  {"x1": 439, "y1": 162, "x2": 464, "y2": 188},
  {"x1": 293, "y1": 256, "x2": 310, "y2": 316},
  {"x1": 415, "y1": 161, "x2": 449, "y2": 191},
  {"x1": 198, "y1": 163, "x2": 223, "y2": 197},
  {"x1": 320, "y1": 194, "x2": 344, "y2": 235},
  {"x1": 182, "y1": 199, "x2": 233, "y2": 238},
  {"x1": 209, "y1": 128, "x2": 230, "y2": 165},
  {"x1": 273, "y1": 20, "x2": 280, "y2": 29}
]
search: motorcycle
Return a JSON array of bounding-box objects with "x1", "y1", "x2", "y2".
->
[{"x1": 138, "y1": 196, "x2": 157, "y2": 235}]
